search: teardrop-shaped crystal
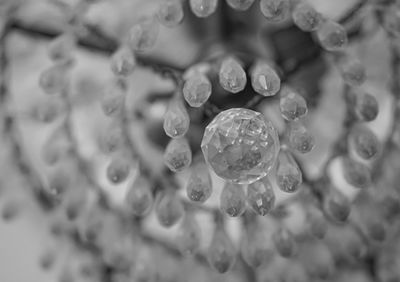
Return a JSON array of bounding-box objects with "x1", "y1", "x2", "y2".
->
[
  {"x1": 354, "y1": 92, "x2": 379, "y2": 122},
  {"x1": 280, "y1": 89, "x2": 308, "y2": 121},
  {"x1": 98, "y1": 123, "x2": 125, "y2": 154},
  {"x1": 183, "y1": 73, "x2": 212, "y2": 107},
  {"x1": 39, "y1": 64, "x2": 67, "y2": 95},
  {"x1": 186, "y1": 161, "x2": 213, "y2": 203},
  {"x1": 247, "y1": 177, "x2": 275, "y2": 216},
  {"x1": 241, "y1": 222, "x2": 274, "y2": 268},
  {"x1": 276, "y1": 150, "x2": 302, "y2": 193},
  {"x1": 272, "y1": 227, "x2": 296, "y2": 258},
  {"x1": 259, "y1": 0, "x2": 290, "y2": 22},
  {"x1": 220, "y1": 183, "x2": 246, "y2": 217},
  {"x1": 30, "y1": 98, "x2": 65, "y2": 124},
  {"x1": 128, "y1": 17, "x2": 159, "y2": 53},
  {"x1": 106, "y1": 155, "x2": 131, "y2": 184},
  {"x1": 342, "y1": 157, "x2": 371, "y2": 189},
  {"x1": 317, "y1": 20, "x2": 348, "y2": 52},
  {"x1": 110, "y1": 46, "x2": 136, "y2": 77},
  {"x1": 219, "y1": 57, "x2": 247, "y2": 93},
  {"x1": 41, "y1": 129, "x2": 70, "y2": 166},
  {"x1": 308, "y1": 211, "x2": 327, "y2": 239},
  {"x1": 250, "y1": 61, "x2": 281, "y2": 97},
  {"x1": 349, "y1": 125, "x2": 379, "y2": 160},
  {"x1": 287, "y1": 121, "x2": 315, "y2": 154},
  {"x1": 48, "y1": 33, "x2": 76, "y2": 62},
  {"x1": 292, "y1": 2, "x2": 322, "y2": 32},
  {"x1": 155, "y1": 191, "x2": 184, "y2": 227},
  {"x1": 47, "y1": 170, "x2": 71, "y2": 198},
  {"x1": 101, "y1": 82, "x2": 127, "y2": 117},
  {"x1": 189, "y1": 0, "x2": 218, "y2": 18},
  {"x1": 339, "y1": 59, "x2": 366, "y2": 87},
  {"x1": 176, "y1": 214, "x2": 201, "y2": 256},
  {"x1": 63, "y1": 186, "x2": 88, "y2": 221},
  {"x1": 157, "y1": 0, "x2": 184, "y2": 27},
  {"x1": 164, "y1": 137, "x2": 192, "y2": 172},
  {"x1": 163, "y1": 99, "x2": 190, "y2": 138},
  {"x1": 226, "y1": 0, "x2": 255, "y2": 11},
  {"x1": 324, "y1": 187, "x2": 351, "y2": 222},
  {"x1": 78, "y1": 207, "x2": 105, "y2": 243},
  {"x1": 125, "y1": 176, "x2": 153, "y2": 217},
  {"x1": 207, "y1": 226, "x2": 236, "y2": 273}
]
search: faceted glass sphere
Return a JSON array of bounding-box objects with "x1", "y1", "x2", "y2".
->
[{"x1": 201, "y1": 108, "x2": 280, "y2": 184}]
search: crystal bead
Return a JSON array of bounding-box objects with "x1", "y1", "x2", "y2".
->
[
  {"x1": 128, "y1": 17, "x2": 159, "y2": 53},
  {"x1": 325, "y1": 187, "x2": 350, "y2": 222},
  {"x1": 164, "y1": 137, "x2": 192, "y2": 172},
  {"x1": 125, "y1": 176, "x2": 153, "y2": 217},
  {"x1": 272, "y1": 227, "x2": 296, "y2": 258},
  {"x1": 106, "y1": 155, "x2": 130, "y2": 184},
  {"x1": 292, "y1": 2, "x2": 322, "y2": 32},
  {"x1": 156, "y1": 191, "x2": 184, "y2": 227},
  {"x1": 202, "y1": 108, "x2": 280, "y2": 184},
  {"x1": 163, "y1": 99, "x2": 190, "y2": 138},
  {"x1": 177, "y1": 214, "x2": 201, "y2": 256},
  {"x1": 342, "y1": 157, "x2": 371, "y2": 189},
  {"x1": 349, "y1": 125, "x2": 379, "y2": 160},
  {"x1": 259, "y1": 0, "x2": 290, "y2": 22},
  {"x1": 220, "y1": 183, "x2": 246, "y2": 217},
  {"x1": 207, "y1": 227, "x2": 236, "y2": 273},
  {"x1": 339, "y1": 59, "x2": 366, "y2": 87},
  {"x1": 241, "y1": 222, "x2": 274, "y2": 268},
  {"x1": 287, "y1": 121, "x2": 315, "y2": 154},
  {"x1": 279, "y1": 89, "x2": 308, "y2": 121},
  {"x1": 354, "y1": 92, "x2": 379, "y2": 122},
  {"x1": 219, "y1": 57, "x2": 247, "y2": 94},
  {"x1": 39, "y1": 64, "x2": 67, "y2": 95},
  {"x1": 190, "y1": 0, "x2": 218, "y2": 18},
  {"x1": 309, "y1": 211, "x2": 327, "y2": 239},
  {"x1": 157, "y1": 0, "x2": 184, "y2": 28},
  {"x1": 101, "y1": 82, "x2": 127, "y2": 117},
  {"x1": 110, "y1": 46, "x2": 136, "y2": 77},
  {"x1": 247, "y1": 177, "x2": 275, "y2": 216},
  {"x1": 276, "y1": 150, "x2": 302, "y2": 193},
  {"x1": 250, "y1": 61, "x2": 281, "y2": 97},
  {"x1": 186, "y1": 161, "x2": 213, "y2": 203},
  {"x1": 317, "y1": 20, "x2": 348, "y2": 52},
  {"x1": 183, "y1": 73, "x2": 212, "y2": 107},
  {"x1": 48, "y1": 33, "x2": 76, "y2": 62}
]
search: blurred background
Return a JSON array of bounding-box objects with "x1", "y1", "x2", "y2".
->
[{"x1": 0, "y1": 0, "x2": 398, "y2": 281}]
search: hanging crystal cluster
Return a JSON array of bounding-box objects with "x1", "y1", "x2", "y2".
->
[{"x1": 201, "y1": 108, "x2": 280, "y2": 184}]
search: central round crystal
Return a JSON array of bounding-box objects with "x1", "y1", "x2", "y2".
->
[{"x1": 201, "y1": 108, "x2": 280, "y2": 184}]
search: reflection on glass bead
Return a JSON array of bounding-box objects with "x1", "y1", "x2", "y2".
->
[
  {"x1": 250, "y1": 61, "x2": 281, "y2": 97},
  {"x1": 157, "y1": 0, "x2": 184, "y2": 27},
  {"x1": 247, "y1": 177, "x2": 275, "y2": 215},
  {"x1": 220, "y1": 182, "x2": 246, "y2": 217},
  {"x1": 190, "y1": 0, "x2": 218, "y2": 18},
  {"x1": 207, "y1": 227, "x2": 236, "y2": 273},
  {"x1": 164, "y1": 137, "x2": 192, "y2": 172},
  {"x1": 201, "y1": 108, "x2": 280, "y2": 184},
  {"x1": 219, "y1": 57, "x2": 247, "y2": 94}
]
